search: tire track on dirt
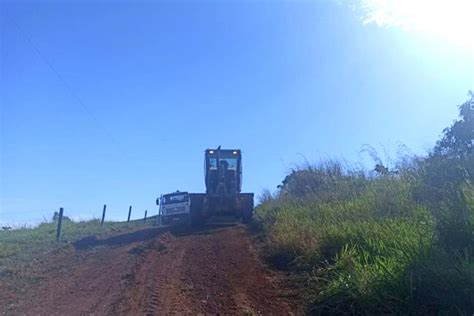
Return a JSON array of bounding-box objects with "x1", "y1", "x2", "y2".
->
[
  {"x1": 1, "y1": 224, "x2": 299, "y2": 315},
  {"x1": 118, "y1": 223, "x2": 299, "y2": 315},
  {"x1": 0, "y1": 227, "x2": 165, "y2": 315},
  {"x1": 181, "y1": 225, "x2": 298, "y2": 315},
  {"x1": 143, "y1": 247, "x2": 187, "y2": 315},
  {"x1": 115, "y1": 233, "x2": 197, "y2": 315}
]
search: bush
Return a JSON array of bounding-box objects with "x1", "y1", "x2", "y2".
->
[
  {"x1": 255, "y1": 95, "x2": 473, "y2": 314},
  {"x1": 256, "y1": 158, "x2": 473, "y2": 314}
]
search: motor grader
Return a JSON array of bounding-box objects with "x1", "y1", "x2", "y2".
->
[
  {"x1": 192, "y1": 147, "x2": 253, "y2": 224},
  {"x1": 158, "y1": 147, "x2": 253, "y2": 226}
]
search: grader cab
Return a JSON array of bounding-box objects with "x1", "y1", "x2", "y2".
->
[{"x1": 189, "y1": 147, "x2": 254, "y2": 225}]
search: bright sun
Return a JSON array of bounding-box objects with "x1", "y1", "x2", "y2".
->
[{"x1": 356, "y1": 0, "x2": 474, "y2": 51}]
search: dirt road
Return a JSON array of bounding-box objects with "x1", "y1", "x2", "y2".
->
[{"x1": 0, "y1": 223, "x2": 299, "y2": 315}]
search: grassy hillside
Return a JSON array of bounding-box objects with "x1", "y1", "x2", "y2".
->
[
  {"x1": 256, "y1": 96, "x2": 473, "y2": 314},
  {"x1": 0, "y1": 218, "x2": 156, "y2": 265}
]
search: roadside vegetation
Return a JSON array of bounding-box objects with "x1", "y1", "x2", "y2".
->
[
  {"x1": 0, "y1": 217, "x2": 155, "y2": 270},
  {"x1": 256, "y1": 93, "x2": 473, "y2": 314}
]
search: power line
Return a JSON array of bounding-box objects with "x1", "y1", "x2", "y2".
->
[{"x1": 4, "y1": 10, "x2": 123, "y2": 151}]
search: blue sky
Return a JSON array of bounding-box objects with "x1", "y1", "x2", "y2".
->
[{"x1": 1, "y1": 0, "x2": 473, "y2": 225}]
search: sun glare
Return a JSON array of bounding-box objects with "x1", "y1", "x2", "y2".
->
[{"x1": 356, "y1": 0, "x2": 474, "y2": 51}]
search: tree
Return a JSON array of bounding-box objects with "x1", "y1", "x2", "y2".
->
[
  {"x1": 420, "y1": 92, "x2": 474, "y2": 251},
  {"x1": 433, "y1": 92, "x2": 473, "y2": 158}
]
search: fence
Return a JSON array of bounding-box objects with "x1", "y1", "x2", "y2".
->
[{"x1": 54, "y1": 204, "x2": 159, "y2": 242}]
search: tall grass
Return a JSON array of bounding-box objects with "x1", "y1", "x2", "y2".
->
[{"x1": 256, "y1": 160, "x2": 473, "y2": 314}]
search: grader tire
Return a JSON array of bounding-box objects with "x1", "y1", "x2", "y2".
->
[
  {"x1": 242, "y1": 197, "x2": 254, "y2": 224},
  {"x1": 190, "y1": 196, "x2": 205, "y2": 227},
  {"x1": 190, "y1": 211, "x2": 204, "y2": 227}
]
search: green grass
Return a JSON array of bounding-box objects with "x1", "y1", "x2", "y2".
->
[
  {"x1": 256, "y1": 160, "x2": 474, "y2": 315},
  {"x1": 0, "y1": 218, "x2": 155, "y2": 261}
]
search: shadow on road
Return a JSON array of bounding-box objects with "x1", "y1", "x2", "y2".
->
[
  {"x1": 73, "y1": 217, "x2": 241, "y2": 250},
  {"x1": 73, "y1": 226, "x2": 169, "y2": 250},
  {"x1": 170, "y1": 220, "x2": 238, "y2": 237}
]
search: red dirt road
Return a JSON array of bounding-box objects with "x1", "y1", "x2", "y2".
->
[{"x1": 0, "y1": 223, "x2": 299, "y2": 315}]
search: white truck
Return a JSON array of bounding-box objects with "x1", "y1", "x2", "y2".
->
[{"x1": 157, "y1": 191, "x2": 191, "y2": 225}]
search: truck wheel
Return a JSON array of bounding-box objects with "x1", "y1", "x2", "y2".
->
[
  {"x1": 191, "y1": 212, "x2": 204, "y2": 227},
  {"x1": 190, "y1": 207, "x2": 204, "y2": 227},
  {"x1": 190, "y1": 195, "x2": 205, "y2": 227},
  {"x1": 161, "y1": 216, "x2": 170, "y2": 225},
  {"x1": 242, "y1": 198, "x2": 253, "y2": 224},
  {"x1": 242, "y1": 211, "x2": 252, "y2": 223}
]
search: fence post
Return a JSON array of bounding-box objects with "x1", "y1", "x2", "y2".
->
[
  {"x1": 144, "y1": 210, "x2": 147, "y2": 223},
  {"x1": 101, "y1": 204, "x2": 106, "y2": 227},
  {"x1": 56, "y1": 207, "x2": 64, "y2": 241},
  {"x1": 127, "y1": 206, "x2": 132, "y2": 222}
]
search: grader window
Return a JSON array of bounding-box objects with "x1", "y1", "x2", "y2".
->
[
  {"x1": 209, "y1": 158, "x2": 218, "y2": 170},
  {"x1": 209, "y1": 158, "x2": 237, "y2": 170},
  {"x1": 220, "y1": 158, "x2": 237, "y2": 170}
]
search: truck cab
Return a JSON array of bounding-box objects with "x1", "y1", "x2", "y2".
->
[{"x1": 157, "y1": 191, "x2": 191, "y2": 225}]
